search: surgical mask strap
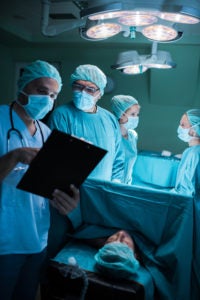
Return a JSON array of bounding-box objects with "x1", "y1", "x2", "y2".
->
[
  {"x1": 191, "y1": 122, "x2": 200, "y2": 131},
  {"x1": 187, "y1": 122, "x2": 200, "y2": 139}
]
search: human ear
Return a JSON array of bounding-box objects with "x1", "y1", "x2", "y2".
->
[{"x1": 189, "y1": 128, "x2": 198, "y2": 137}]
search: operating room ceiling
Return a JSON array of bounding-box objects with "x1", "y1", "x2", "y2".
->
[{"x1": 1, "y1": 0, "x2": 200, "y2": 46}]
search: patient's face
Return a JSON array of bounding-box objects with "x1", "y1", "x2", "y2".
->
[{"x1": 105, "y1": 230, "x2": 134, "y2": 251}]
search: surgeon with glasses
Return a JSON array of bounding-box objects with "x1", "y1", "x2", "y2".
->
[
  {"x1": 174, "y1": 109, "x2": 200, "y2": 196},
  {"x1": 0, "y1": 60, "x2": 80, "y2": 300},
  {"x1": 47, "y1": 64, "x2": 124, "y2": 182},
  {"x1": 111, "y1": 95, "x2": 140, "y2": 185}
]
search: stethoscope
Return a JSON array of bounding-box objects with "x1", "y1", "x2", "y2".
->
[{"x1": 7, "y1": 101, "x2": 44, "y2": 152}]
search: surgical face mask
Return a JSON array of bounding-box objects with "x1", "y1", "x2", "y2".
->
[
  {"x1": 177, "y1": 126, "x2": 194, "y2": 142},
  {"x1": 72, "y1": 90, "x2": 96, "y2": 111},
  {"x1": 19, "y1": 92, "x2": 54, "y2": 120},
  {"x1": 123, "y1": 116, "x2": 139, "y2": 131}
]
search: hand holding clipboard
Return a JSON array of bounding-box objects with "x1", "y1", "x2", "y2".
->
[{"x1": 17, "y1": 129, "x2": 107, "y2": 199}]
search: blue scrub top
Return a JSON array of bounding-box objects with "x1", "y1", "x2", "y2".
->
[
  {"x1": 175, "y1": 145, "x2": 200, "y2": 196},
  {"x1": 0, "y1": 105, "x2": 51, "y2": 254},
  {"x1": 47, "y1": 102, "x2": 125, "y2": 182}
]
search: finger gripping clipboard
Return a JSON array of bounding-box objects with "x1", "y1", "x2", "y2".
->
[{"x1": 17, "y1": 129, "x2": 107, "y2": 199}]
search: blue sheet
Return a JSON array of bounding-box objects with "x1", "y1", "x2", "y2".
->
[
  {"x1": 67, "y1": 179, "x2": 196, "y2": 300},
  {"x1": 192, "y1": 194, "x2": 200, "y2": 300},
  {"x1": 133, "y1": 151, "x2": 180, "y2": 189}
]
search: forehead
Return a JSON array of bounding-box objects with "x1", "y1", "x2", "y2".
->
[
  {"x1": 114, "y1": 230, "x2": 132, "y2": 237},
  {"x1": 125, "y1": 104, "x2": 140, "y2": 114},
  {"x1": 75, "y1": 79, "x2": 98, "y2": 89},
  {"x1": 26, "y1": 77, "x2": 59, "y2": 92}
]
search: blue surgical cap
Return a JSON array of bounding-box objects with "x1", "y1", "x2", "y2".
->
[
  {"x1": 94, "y1": 242, "x2": 139, "y2": 279},
  {"x1": 111, "y1": 95, "x2": 139, "y2": 120},
  {"x1": 186, "y1": 109, "x2": 200, "y2": 137},
  {"x1": 17, "y1": 60, "x2": 62, "y2": 93},
  {"x1": 70, "y1": 64, "x2": 107, "y2": 96}
]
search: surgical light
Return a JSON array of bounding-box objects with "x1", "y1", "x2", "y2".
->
[
  {"x1": 80, "y1": 1, "x2": 200, "y2": 42},
  {"x1": 111, "y1": 42, "x2": 176, "y2": 75}
]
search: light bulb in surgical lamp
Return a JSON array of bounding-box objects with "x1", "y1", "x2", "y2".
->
[
  {"x1": 122, "y1": 65, "x2": 148, "y2": 75},
  {"x1": 86, "y1": 23, "x2": 121, "y2": 39},
  {"x1": 159, "y1": 12, "x2": 200, "y2": 24},
  {"x1": 88, "y1": 11, "x2": 125, "y2": 21},
  {"x1": 142, "y1": 24, "x2": 178, "y2": 41},
  {"x1": 118, "y1": 13, "x2": 158, "y2": 26}
]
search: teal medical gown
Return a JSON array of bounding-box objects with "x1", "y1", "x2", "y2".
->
[
  {"x1": 47, "y1": 102, "x2": 125, "y2": 182},
  {"x1": 175, "y1": 145, "x2": 200, "y2": 196},
  {"x1": 122, "y1": 129, "x2": 138, "y2": 185}
]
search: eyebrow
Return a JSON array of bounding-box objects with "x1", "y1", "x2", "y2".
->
[
  {"x1": 74, "y1": 81, "x2": 98, "y2": 88},
  {"x1": 37, "y1": 86, "x2": 58, "y2": 94},
  {"x1": 74, "y1": 83, "x2": 98, "y2": 89}
]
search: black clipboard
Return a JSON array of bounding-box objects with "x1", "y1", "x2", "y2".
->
[{"x1": 17, "y1": 129, "x2": 107, "y2": 199}]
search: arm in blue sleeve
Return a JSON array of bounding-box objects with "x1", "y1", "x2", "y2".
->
[
  {"x1": 175, "y1": 148, "x2": 199, "y2": 196},
  {"x1": 111, "y1": 121, "x2": 125, "y2": 182},
  {"x1": 67, "y1": 202, "x2": 82, "y2": 230}
]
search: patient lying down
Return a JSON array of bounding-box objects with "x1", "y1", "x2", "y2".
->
[{"x1": 84, "y1": 230, "x2": 141, "y2": 279}]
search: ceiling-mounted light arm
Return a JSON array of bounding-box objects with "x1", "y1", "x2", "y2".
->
[
  {"x1": 41, "y1": 0, "x2": 84, "y2": 37},
  {"x1": 149, "y1": 41, "x2": 158, "y2": 61},
  {"x1": 151, "y1": 41, "x2": 158, "y2": 55},
  {"x1": 144, "y1": 41, "x2": 160, "y2": 65}
]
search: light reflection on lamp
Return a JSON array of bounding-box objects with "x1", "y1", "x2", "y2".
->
[
  {"x1": 122, "y1": 65, "x2": 148, "y2": 75},
  {"x1": 88, "y1": 11, "x2": 125, "y2": 20},
  {"x1": 142, "y1": 24, "x2": 178, "y2": 41},
  {"x1": 118, "y1": 13, "x2": 158, "y2": 26},
  {"x1": 86, "y1": 22, "x2": 121, "y2": 39},
  {"x1": 159, "y1": 12, "x2": 200, "y2": 24}
]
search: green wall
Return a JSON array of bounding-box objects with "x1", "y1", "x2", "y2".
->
[{"x1": 1, "y1": 41, "x2": 200, "y2": 154}]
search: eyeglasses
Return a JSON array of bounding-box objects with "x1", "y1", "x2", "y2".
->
[{"x1": 72, "y1": 83, "x2": 99, "y2": 95}]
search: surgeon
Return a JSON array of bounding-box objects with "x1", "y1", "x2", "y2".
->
[
  {"x1": 175, "y1": 109, "x2": 200, "y2": 195},
  {"x1": 47, "y1": 64, "x2": 124, "y2": 182},
  {"x1": 0, "y1": 60, "x2": 80, "y2": 300},
  {"x1": 111, "y1": 95, "x2": 140, "y2": 184}
]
